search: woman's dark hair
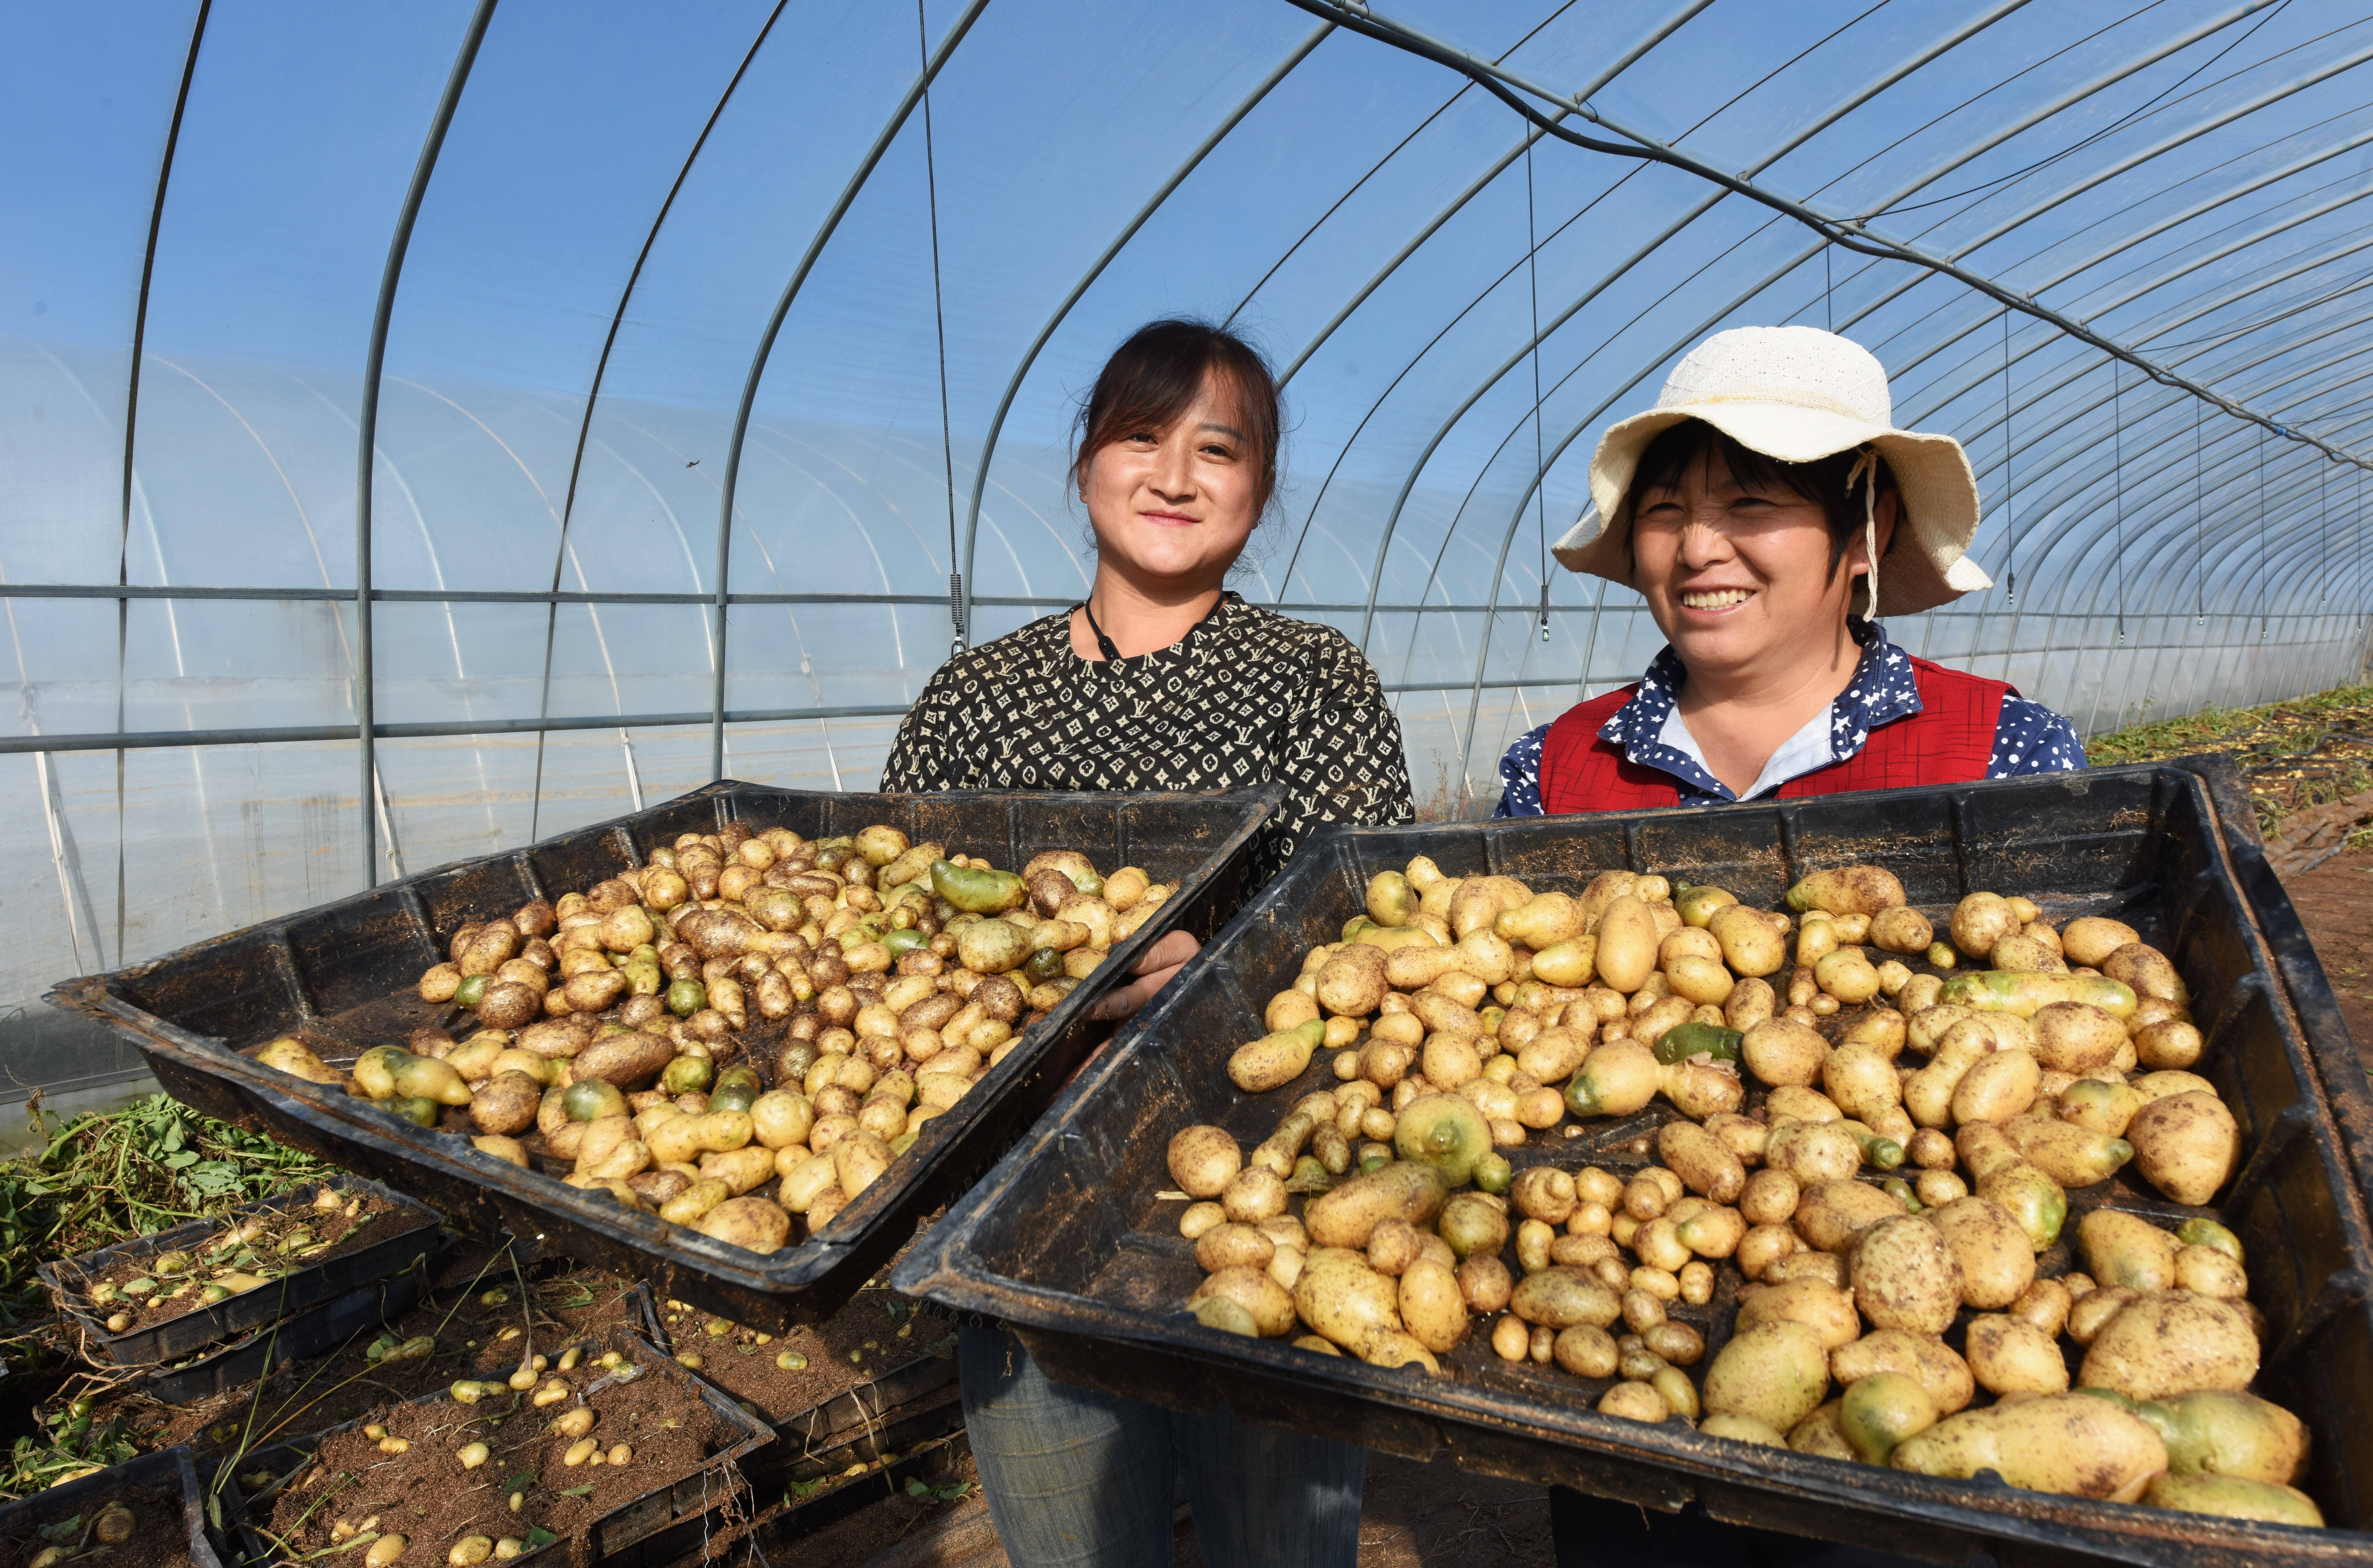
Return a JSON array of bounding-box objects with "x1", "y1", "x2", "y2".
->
[
  {"x1": 1623, "y1": 417, "x2": 1894, "y2": 578},
  {"x1": 1073, "y1": 319, "x2": 1282, "y2": 510}
]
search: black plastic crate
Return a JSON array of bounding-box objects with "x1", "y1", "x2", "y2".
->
[
  {"x1": 50, "y1": 780, "x2": 1282, "y2": 1332},
  {"x1": 0, "y1": 1446, "x2": 224, "y2": 1568},
  {"x1": 895, "y1": 759, "x2": 2373, "y2": 1568},
  {"x1": 40, "y1": 1177, "x2": 443, "y2": 1367},
  {"x1": 143, "y1": 1251, "x2": 438, "y2": 1405},
  {"x1": 223, "y1": 1330, "x2": 770, "y2": 1568}
]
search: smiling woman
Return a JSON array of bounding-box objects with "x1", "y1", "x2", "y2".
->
[
  {"x1": 880, "y1": 318, "x2": 1405, "y2": 1568},
  {"x1": 1496, "y1": 326, "x2": 2084, "y2": 818}
]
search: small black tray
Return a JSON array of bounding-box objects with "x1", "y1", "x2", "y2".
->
[
  {"x1": 897, "y1": 757, "x2": 2373, "y2": 1567},
  {"x1": 0, "y1": 1446, "x2": 224, "y2": 1568},
  {"x1": 53, "y1": 781, "x2": 1283, "y2": 1333},
  {"x1": 225, "y1": 1329, "x2": 771, "y2": 1568},
  {"x1": 144, "y1": 1250, "x2": 438, "y2": 1406},
  {"x1": 40, "y1": 1177, "x2": 443, "y2": 1367}
]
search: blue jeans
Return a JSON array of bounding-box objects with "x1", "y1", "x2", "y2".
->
[
  {"x1": 959, "y1": 1324, "x2": 1366, "y2": 1568},
  {"x1": 1549, "y1": 1486, "x2": 1937, "y2": 1567}
]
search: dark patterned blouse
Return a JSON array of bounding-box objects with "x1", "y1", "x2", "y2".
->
[{"x1": 880, "y1": 592, "x2": 1416, "y2": 891}]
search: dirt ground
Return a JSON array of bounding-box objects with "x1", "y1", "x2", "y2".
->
[{"x1": 2276, "y1": 847, "x2": 2373, "y2": 1068}]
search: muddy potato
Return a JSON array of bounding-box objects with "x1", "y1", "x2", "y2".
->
[
  {"x1": 1922, "y1": 1196, "x2": 2033, "y2": 1309},
  {"x1": 1168, "y1": 1127, "x2": 1242, "y2": 1199},
  {"x1": 2080, "y1": 1292, "x2": 2259, "y2": 1401},
  {"x1": 1704, "y1": 1320, "x2": 1831, "y2": 1433},
  {"x1": 1786, "y1": 866, "x2": 1905, "y2": 917},
  {"x1": 1891, "y1": 1394, "x2": 2167, "y2": 1503},
  {"x1": 1832, "y1": 1330, "x2": 1974, "y2": 1416},
  {"x1": 2100, "y1": 942, "x2": 2185, "y2": 1007},
  {"x1": 470, "y1": 1071, "x2": 543, "y2": 1136},
  {"x1": 257, "y1": 1036, "x2": 344, "y2": 1086},
  {"x1": 1293, "y1": 1254, "x2": 1404, "y2": 1352},
  {"x1": 1742, "y1": 1017, "x2": 1828, "y2": 1088},
  {"x1": 1737, "y1": 1277, "x2": 1860, "y2": 1351},
  {"x1": 1564, "y1": 1039, "x2": 1660, "y2": 1118},
  {"x1": 1987, "y1": 934, "x2": 2065, "y2": 974},
  {"x1": 1793, "y1": 1180, "x2": 1908, "y2": 1254},
  {"x1": 1848, "y1": 1217, "x2": 1962, "y2": 1336},
  {"x1": 2029, "y1": 1002, "x2": 2125, "y2": 1074},
  {"x1": 571, "y1": 1031, "x2": 675, "y2": 1090},
  {"x1": 1765, "y1": 1120, "x2": 1860, "y2": 1186},
  {"x1": 1708, "y1": 905, "x2": 1786, "y2": 978},
  {"x1": 1305, "y1": 1161, "x2": 1448, "y2": 1251},
  {"x1": 1508, "y1": 1267, "x2": 1622, "y2": 1330},
  {"x1": 1659, "y1": 1121, "x2": 1745, "y2": 1204},
  {"x1": 694, "y1": 1195, "x2": 791, "y2": 1253},
  {"x1": 2126, "y1": 1091, "x2": 2239, "y2": 1206},
  {"x1": 1947, "y1": 894, "x2": 2019, "y2": 960},
  {"x1": 1964, "y1": 1315, "x2": 2067, "y2": 1396},
  {"x1": 472, "y1": 1134, "x2": 529, "y2": 1168},
  {"x1": 1836, "y1": 1372, "x2": 1938, "y2": 1464},
  {"x1": 2173, "y1": 1244, "x2": 2248, "y2": 1299}
]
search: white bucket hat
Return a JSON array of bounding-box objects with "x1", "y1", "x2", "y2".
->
[{"x1": 1552, "y1": 325, "x2": 1993, "y2": 617}]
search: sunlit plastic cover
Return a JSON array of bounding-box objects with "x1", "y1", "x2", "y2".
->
[{"x1": 6, "y1": 0, "x2": 2371, "y2": 1079}]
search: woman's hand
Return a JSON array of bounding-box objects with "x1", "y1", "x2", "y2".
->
[{"x1": 1087, "y1": 929, "x2": 1200, "y2": 1022}]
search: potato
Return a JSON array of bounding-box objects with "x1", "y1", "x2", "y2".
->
[
  {"x1": 1700, "y1": 1414, "x2": 1788, "y2": 1448},
  {"x1": 648, "y1": 1109, "x2": 753, "y2": 1166},
  {"x1": 1891, "y1": 1394, "x2": 2167, "y2": 1502},
  {"x1": 2142, "y1": 1390, "x2": 2310, "y2": 1485},
  {"x1": 2135, "y1": 1019, "x2": 2205, "y2": 1071},
  {"x1": 2056, "y1": 1078, "x2": 2140, "y2": 1138},
  {"x1": 2143, "y1": 1474, "x2": 2323, "y2": 1528},
  {"x1": 1658, "y1": 1122, "x2": 1745, "y2": 1204},
  {"x1": 1948, "y1": 1049, "x2": 2038, "y2": 1125},
  {"x1": 2030, "y1": 1002, "x2": 2125, "y2": 1073},
  {"x1": 1942, "y1": 970, "x2": 2136, "y2": 1019},
  {"x1": 1563, "y1": 1039, "x2": 1659, "y2": 1117},
  {"x1": 2062, "y1": 916, "x2": 2142, "y2": 968},
  {"x1": 1709, "y1": 905, "x2": 1786, "y2": 977},
  {"x1": 1508, "y1": 1267, "x2": 1622, "y2": 1329},
  {"x1": 1737, "y1": 1276, "x2": 1859, "y2": 1350},
  {"x1": 1987, "y1": 934, "x2": 2064, "y2": 973},
  {"x1": 1786, "y1": 866, "x2": 1905, "y2": 917},
  {"x1": 2173, "y1": 1243, "x2": 2248, "y2": 1299},
  {"x1": 1868, "y1": 907, "x2": 1933, "y2": 956},
  {"x1": 1398, "y1": 1260, "x2": 1468, "y2": 1352},
  {"x1": 2126, "y1": 1091, "x2": 2239, "y2": 1205},
  {"x1": 1946, "y1": 894, "x2": 2018, "y2": 959},
  {"x1": 2077, "y1": 1209, "x2": 2178, "y2": 1293},
  {"x1": 2100, "y1": 942, "x2": 2185, "y2": 1006},
  {"x1": 1963, "y1": 1315, "x2": 2067, "y2": 1396},
  {"x1": 1591, "y1": 896, "x2": 1659, "y2": 994},
  {"x1": 693, "y1": 1195, "x2": 791, "y2": 1252},
  {"x1": 2007, "y1": 1277, "x2": 2071, "y2": 1338},
  {"x1": 1742, "y1": 1017, "x2": 1827, "y2": 1088},
  {"x1": 256, "y1": 1036, "x2": 343, "y2": 1086},
  {"x1": 2080, "y1": 1292, "x2": 2259, "y2": 1401},
  {"x1": 1814, "y1": 950, "x2": 1882, "y2": 1005},
  {"x1": 1838, "y1": 1372, "x2": 1938, "y2": 1463},
  {"x1": 1849, "y1": 1216, "x2": 1961, "y2": 1335},
  {"x1": 1227, "y1": 1021, "x2": 1324, "y2": 1093},
  {"x1": 1191, "y1": 1267, "x2": 1296, "y2": 1339},
  {"x1": 1765, "y1": 1120, "x2": 1860, "y2": 1186},
  {"x1": 1703, "y1": 1320, "x2": 1831, "y2": 1433},
  {"x1": 470, "y1": 1071, "x2": 543, "y2": 1136},
  {"x1": 472, "y1": 1134, "x2": 529, "y2": 1168},
  {"x1": 1832, "y1": 1330, "x2": 1974, "y2": 1415},
  {"x1": 1292, "y1": 1253, "x2": 1403, "y2": 1352},
  {"x1": 1305, "y1": 1161, "x2": 1448, "y2": 1251},
  {"x1": 1923, "y1": 1196, "x2": 2033, "y2": 1309},
  {"x1": 1168, "y1": 1126, "x2": 1242, "y2": 1199},
  {"x1": 1793, "y1": 1180, "x2": 1907, "y2": 1253},
  {"x1": 572, "y1": 1031, "x2": 675, "y2": 1090}
]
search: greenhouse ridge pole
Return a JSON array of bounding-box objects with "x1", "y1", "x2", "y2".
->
[
  {"x1": 711, "y1": 0, "x2": 992, "y2": 782},
  {"x1": 1281, "y1": 0, "x2": 2373, "y2": 478},
  {"x1": 354, "y1": 0, "x2": 496, "y2": 889}
]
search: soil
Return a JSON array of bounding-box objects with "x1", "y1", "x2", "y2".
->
[
  {"x1": 75, "y1": 1188, "x2": 416, "y2": 1333},
  {"x1": 2274, "y1": 847, "x2": 2373, "y2": 1068},
  {"x1": 260, "y1": 1351, "x2": 728, "y2": 1568},
  {"x1": 0, "y1": 1478, "x2": 192, "y2": 1568},
  {"x1": 656, "y1": 1289, "x2": 952, "y2": 1426}
]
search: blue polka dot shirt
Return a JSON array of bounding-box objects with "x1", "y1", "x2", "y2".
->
[{"x1": 1493, "y1": 619, "x2": 2086, "y2": 817}]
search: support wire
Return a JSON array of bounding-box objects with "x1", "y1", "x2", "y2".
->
[{"x1": 919, "y1": 0, "x2": 964, "y2": 655}]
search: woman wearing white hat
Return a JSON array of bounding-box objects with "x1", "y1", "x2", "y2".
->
[
  {"x1": 1511, "y1": 330, "x2": 2081, "y2": 1565},
  {"x1": 1495, "y1": 325, "x2": 2081, "y2": 820}
]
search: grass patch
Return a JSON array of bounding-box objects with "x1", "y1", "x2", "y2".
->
[{"x1": 2088, "y1": 683, "x2": 2373, "y2": 837}]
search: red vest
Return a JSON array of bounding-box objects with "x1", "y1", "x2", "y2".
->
[{"x1": 1538, "y1": 658, "x2": 2011, "y2": 815}]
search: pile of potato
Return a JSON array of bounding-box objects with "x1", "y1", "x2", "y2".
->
[
  {"x1": 1172, "y1": 861, "x2": 2319, "y2": 1528},
  {"x1": 254, "y1": 823, "x2": 1170, "y2": 1257}
]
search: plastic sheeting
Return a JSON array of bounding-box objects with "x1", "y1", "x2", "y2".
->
[{"x1": 6, "y1": 1, "x2": 2372, "y2": 1080}]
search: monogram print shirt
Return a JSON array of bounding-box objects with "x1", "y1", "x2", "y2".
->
[{"x1": 880, "y1": 593, "x2": 1415, "y2": 891}]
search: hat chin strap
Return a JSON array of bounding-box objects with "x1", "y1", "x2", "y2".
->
[{"x1": 1846, "y1": 447, "x2": 1879, "y2": 619}]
